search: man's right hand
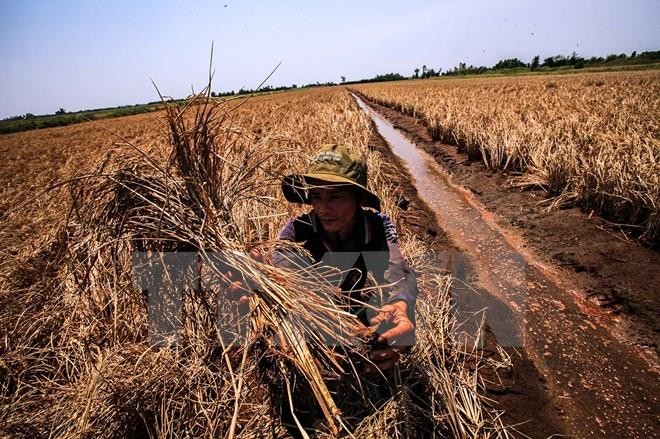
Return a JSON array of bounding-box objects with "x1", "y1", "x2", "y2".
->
[
  {"x1": 366, "y1": 301, "x2": 415, "y2": 373},
  {"x1": 227, "y1": 277, "x2": 250, "y2": 313},
  {"x1": 224, "y1": 249, "x2": 263, "y2": 314}
]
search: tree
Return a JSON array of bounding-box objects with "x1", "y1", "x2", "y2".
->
[
  {"x1": 55, "y1": 108, "x2": 66, "y2": 115},
  {"x1": 413, "y1": 68, "x2": 420, "y2": 78},
  {"x1": 530, "y1": 55, "x2": 540, "y2": 71},
  {"x1": 369, "y1": 73, "x2": 406, "y2": 82},
  {"x1": 422, "y1": 65, "x2": 427, "y2": 77},
  {"x1": 587, "y1": 56, "x2": 604, "y2": 65},
  {"x1": 543, "y1": 55, "x2": 567, "y2": 68},
  {"x1": 340, "y1": 76, "x2": 346, "y2": 83},
  {"x1": 494, "y1": 58, "x2": 527, "y2": 69}
]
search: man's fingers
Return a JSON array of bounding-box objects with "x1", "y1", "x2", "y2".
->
[
  {"x1": 228, "y1": 280, "x2": 248, "y2": 299},
  {"x1": 365, "y1": 358, "x2": 398, "y2": 373},
  {"x1": 378, "y1": 322, "x2": 415, "y2": 346},
  {"x1": 249, "y1": 249, "x2": 263, "y2": 262},
  {"x1": 369, "y1": 348, "x2": 399, "y2": 362},
  {"x1": 368, "y1": 348, "x2": 400, "y2": 372},
  {"x1": 376, "y1": 359, "x2": 398, "y2": 371},
  {"x1": 238, "y1": 295, "x2": 250, "y2": 314},
  {"x1": 228, "y1": 280, "x2": 243, "y2": 291},
  {"x1": 378, "y1": 326, "x2": 405, "y2": 344},
  {"x1": 222, "y1": 248, "x2": 261, "y2": 284},
  {"x1": 369, "y1": 304, "x2": 396, "y2": 325},
  {"x1": 369, "y1": 313, "x2": 388, "y2": 326},
  {"x1": 220, "y1": 271, "x2": 235, "y2": 288}
]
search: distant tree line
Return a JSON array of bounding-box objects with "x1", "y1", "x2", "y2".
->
[
  {"x1": 0, "y1": 104, "x2": 160, "y2": 134},
  {"x1": 441, "y1": 50, "x2": 660, "y2": 76},
  {"x1": 412, "y1": 65, "x2": 442, "y2": 78},
  {"x1": 210, "y1": 84, "x2": 303, "y2": 97},
  {"x1": 2, "y1": 113, "x2": 38, "y2": 121},
  {"x1": 208, "y1": 73, "x2": 408, "y2": 97},
  {"x1": 342, "y1": 73, "x2": 407, "y2": 85},
  {"x1": 4, "y1": 49, "x2": 657, "y2": 130},
  {"x1": 536, "y1": 50, "x2": 660, "y2": 69}
]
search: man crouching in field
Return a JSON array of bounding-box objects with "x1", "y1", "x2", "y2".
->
[{"x1": 234, "y1": 144, "x2": 418, "y2": 372}]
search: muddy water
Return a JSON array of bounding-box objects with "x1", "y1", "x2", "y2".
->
[
  {"x1": 353, "y1": 94, "x2": 659, "y2": 438},
  {"x1": 355, "y1": 94, "x2": 531, "y2": 347}
]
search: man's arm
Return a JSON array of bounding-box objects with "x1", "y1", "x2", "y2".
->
[
  {"x1": 384, "y1": 242, "x2": 418, "y2": 318},
  {"x1": 379, "y1": 213, "x2": 419, "y2": 318},
  {"x1": 366, "y1": 213, "x2": 417, "y2": 373}
]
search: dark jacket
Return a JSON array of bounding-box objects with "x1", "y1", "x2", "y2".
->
[{"x1": 273, "y1": 208, "x2": 418, "y2": 322}]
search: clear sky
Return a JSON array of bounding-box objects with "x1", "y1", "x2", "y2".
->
[{"x1": 1, "y1": 0, "x2": 658, "y2": 118}]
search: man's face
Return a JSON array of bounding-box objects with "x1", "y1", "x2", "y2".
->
[{"x1": 309, "y1": 186, "x2": 359, "y2": 237}]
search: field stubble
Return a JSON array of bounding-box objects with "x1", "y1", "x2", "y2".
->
[
  {"x1": 0, "y1": 88, "x2": 511, "y2": 437},
  {"x1": 354, "y1": 71, "x2": 660, "y2": 244}
]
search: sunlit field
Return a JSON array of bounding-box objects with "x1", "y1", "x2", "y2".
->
[
  {"x1": 0, "y1": 88, "x2": 511, "y2": 437},
  {"x1": 354, "y1": 70, "x2": 660, "y2": 242},
  {"x1": 2, "y1": 67, "x2": 659, "y2": 436}
]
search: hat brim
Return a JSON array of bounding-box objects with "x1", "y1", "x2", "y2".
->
[{"x1": 282, "y1": 173, "x2": 381, "y2": 211}]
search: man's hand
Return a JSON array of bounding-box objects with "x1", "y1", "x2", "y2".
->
[
  {"x1": 227, "y1": 278, "x2": 251, "y2": 313},
  {"x1": 366, "y1": 301, "x2": 415, "y2": 373},
  {"x1": 224, "y1": 249, "x2": 263, "y2": 314}
]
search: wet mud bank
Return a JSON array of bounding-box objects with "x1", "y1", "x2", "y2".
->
[
  {"x1": 364, "y1": 108, "x2": 567, "y2": 439},
  {"x1": 354, "y1": 92, "x2": 660, "y2": 358},
  {"x1": 353, "y1": 93, "x2": 659, "y2": 438}
]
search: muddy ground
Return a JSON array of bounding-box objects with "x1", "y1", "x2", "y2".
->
[
  {"x1": 367, "y1": 119, "x2": 570, "y2": 438},
  {"x1": 361, "y1": 95, "x2": 659, "y2": 438},
  {"x1": 361, "y1": 95, "x2": 660, "y2": 359}
]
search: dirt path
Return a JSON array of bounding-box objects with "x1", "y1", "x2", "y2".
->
[{"x1": 353, "y1": 93, "x2": 659, "y2": 438}]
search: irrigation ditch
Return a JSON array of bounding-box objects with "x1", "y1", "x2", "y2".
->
[{"x1": 352, "y1": 92, "x2": 659, "y2": 438}]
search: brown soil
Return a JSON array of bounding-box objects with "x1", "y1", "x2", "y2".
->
[
  {"x1": 362, "y1": 95, "x2": 660, "y2": 358},
  {"x1": 361, "y1": 96, "x2": 660, "y2": 438},
  {"x1": 367, "y1": 119, "x2": 569, "y2": 438}
]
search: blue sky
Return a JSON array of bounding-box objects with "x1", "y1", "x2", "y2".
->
[{"x1": 1, "y1": 0, "x2": 658, "y2": 118}]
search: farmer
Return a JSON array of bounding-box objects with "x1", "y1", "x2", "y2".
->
[{"x1": 275, "y1": 143, "x2": 418, "y2": 372}]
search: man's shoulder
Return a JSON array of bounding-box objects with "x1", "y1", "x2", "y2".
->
[
  {"x1": 278, "y1": 209, "x2": 397, "y2": 243},
  {"x1": 278, "y1": 212, "x2": 315, "y2": 241},
  {"x1": 365, "y1": 209, "x2": 398, "y2": 243}
]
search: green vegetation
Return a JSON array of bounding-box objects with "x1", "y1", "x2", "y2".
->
[
  {"x1": 0, "y1": 103, "x2": 164, "y2": 135},
  {"x1": 412, "y1": 65, "x2": 440, "y2": 79},
  {"x1": 343, "y1": 72, "x2": 407, "y2": 85},
  {"x1": 441, "y1": 50, "x2": 660, "y2": 76},
  {"x1": 0, "y1": 88, "x2": 299, "y2": 135},
  {"x1": 4, "y1": 49, "x2": 657, "y2": 135}
]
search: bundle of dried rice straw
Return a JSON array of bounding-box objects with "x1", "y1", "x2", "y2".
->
[{"x1": 0, "y1": 82, "x2": 513, "y2": 438}]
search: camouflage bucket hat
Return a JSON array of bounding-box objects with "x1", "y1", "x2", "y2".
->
[{"x1": 282, "y1": 144, "x2": 381, "y2": 211}]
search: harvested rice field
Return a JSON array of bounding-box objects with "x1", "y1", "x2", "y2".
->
[
  {"x1": 1, "y1": 73, "x2": 659, "y2": 438},
  {"x1": 354, "y1": 71, "x2": 660, "y2": 243}
]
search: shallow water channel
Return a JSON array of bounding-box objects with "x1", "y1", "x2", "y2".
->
[
  {"x1": 352, "y1": 93, "x2": 659, "y2": 438},
  {"x1": 354, "y1": 94, "x2": 530, "y2": 347}
]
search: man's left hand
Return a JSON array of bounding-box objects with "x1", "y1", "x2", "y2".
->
[{"x1": 367, "y1": 301, "x2": 415, "y2": 373}]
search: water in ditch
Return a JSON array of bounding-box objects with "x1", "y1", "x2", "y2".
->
[
  {"x1": 353, "y1": 94, "x2": 530, "y2": 348},
  {"x1": 352, "y1": 93, "x2": 660, "y2": 438}
]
